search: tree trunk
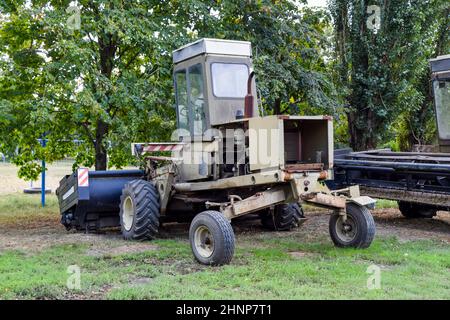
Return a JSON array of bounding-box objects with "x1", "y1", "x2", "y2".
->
[
  {"x1": 93, "y1": 20, "x2": 116, "y2": 170},
  {"x1": 274, "y1": 98, "x2": 281, "y2": 115},
  {"x1": 335, "y1": 0, "x2": 349, "y2": 84},
  {"x1": 94, "y1": 119, "x2": 109, "y2": 170},
  {"x1": 348, "y1": 109, "x2": 377, "y2": 151}
]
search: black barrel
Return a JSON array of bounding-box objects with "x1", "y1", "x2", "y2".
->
[{"x1": 56, "y1": 169, "x2": 145, "y2": 231}]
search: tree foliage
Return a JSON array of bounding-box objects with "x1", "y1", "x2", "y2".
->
[
  {"x1": 329, "y1": 0, "x2": 449, "y2": 150},
  {"x1": 2, "y1": 0, "x2": 447, "y2": 180},
  {"x1": 0, "y1": 0, "x2": 189, "y2": 177},
  {"x1": 394, "y1": 5, "x2": 449, "y2": 151},
  {"x1": 194, "y1": 0, "x2": 338, "y2": 116},
  {"x1": 0, "y1": 0, "x2": 336, "y2": 179}
]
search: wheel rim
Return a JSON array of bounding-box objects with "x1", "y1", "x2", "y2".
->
[
  {"x1": 335, "y1": 215, "x2": 357, "y2": 243},
  {"x1": 122, "y1": 196, "x2": 134, "y2": 231},
  {"x1": 194, "y1": 225, "x2": 215, "y2": 258}
]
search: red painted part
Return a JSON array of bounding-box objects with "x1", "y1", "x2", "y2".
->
[
  {"x1": 143, "y1": 144, "x2": 184, "y2": 152},
  {"x1": 77, "y1": 168, "x2": 89, "y2": 187}
]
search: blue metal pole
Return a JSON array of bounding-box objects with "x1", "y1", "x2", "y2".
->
[{"x1": 41, "y1": 139, "x2": 46, "y2": 207}]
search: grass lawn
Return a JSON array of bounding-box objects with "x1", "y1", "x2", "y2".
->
[{"x1": 0, "y1": 194, "x2": 449, "y2": 300}]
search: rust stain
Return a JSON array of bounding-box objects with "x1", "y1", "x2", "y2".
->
[{"x1": 319, "y1": 170, "x2": 328, "y2": 180}]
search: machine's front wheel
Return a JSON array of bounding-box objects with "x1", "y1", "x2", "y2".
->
[
  {"x1": 119, "y1": 179, "x2": 160, "y2": 240},
  {"x1": 189, "y1": 210, "x2": 235, "y2": 266},
  {"x1": 398, "y1": 201, "x2": 437, "y2": 219},
  {"x1": 329, "y1": 203, "x2": 375, "y2": 248},
  {"x1": 260, "y1": 203, "x2": 304, "y2": 231}
]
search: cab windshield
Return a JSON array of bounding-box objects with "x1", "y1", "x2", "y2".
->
[{"x1": 433, "y1": 79, "x2": 450, "y2": 140}]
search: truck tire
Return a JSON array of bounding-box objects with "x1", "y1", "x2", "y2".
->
[
  {"x1": 329, "y1": 203, "x2": 375, "y2": 248},
  {"x1": 189, "y1": 210, "x2": 235, "y2": 266},
  {"x1": 260, "y1": 203, "x2": 304, "y2": 231},
  {"x1": 398, "y1": 201, "x2": 437, "y2": 219},
  {"x1": 119, "y1": 179, "x2": 160, "y2": 240}
]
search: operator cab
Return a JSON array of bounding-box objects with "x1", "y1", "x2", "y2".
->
[
  {"x1": 172, "y1": 38, "x2": 258, "y2": 140},
  {"x1": 430, "y1": 55, "x2": 450, "y2": 153}
]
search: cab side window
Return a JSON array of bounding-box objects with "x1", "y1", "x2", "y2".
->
[
  {"x1": 175, "y1": 69, "x2": 189, "y2": 136},
  {"x1": 189, "y1": 64, "x2": 205, "y2": 136}
]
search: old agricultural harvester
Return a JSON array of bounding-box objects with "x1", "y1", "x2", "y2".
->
[{"x1": 57, "y1": 39, "x2": 376, "y2": 265}]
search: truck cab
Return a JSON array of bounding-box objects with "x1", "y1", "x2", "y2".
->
[
  {"x1": 430, "y1": 54, "x2": 450, "y2": 153},
  {"x1": 172, "y1": 38, "x2": 258, "y2": 140},
  {"x1": 171, "y1": 39, "x2": 333, "y2": 183}
]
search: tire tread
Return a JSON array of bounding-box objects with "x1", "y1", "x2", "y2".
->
[
  {"x1": 261, "y1": 203, "x2": 304, "y2": 231},
  {"x1": 189, "y1": 210, "x2": 235, "y2": 265},
  {"x1": 119, "y1": 179, "x2": 160, "y2": 240},
  {"x1": 329, "y1": 203, "x2": 375, "y2": 249}
]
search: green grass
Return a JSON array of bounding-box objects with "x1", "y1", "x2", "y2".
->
[
  {"x1": 0, "y1": 193, "x2": 59, "y2": 221},
  {"x1": 0, "y1": 194, "x2": 448, "y2": 299},
  {"x1": 105, "y1": 238, "x2": 450, "y2": 300},
  {"x1": 0, "y1": 236, "x2": 448, "y2": 299},
  {"x1": 375, "y1": 199, "x2": 398, "y2": 209}
]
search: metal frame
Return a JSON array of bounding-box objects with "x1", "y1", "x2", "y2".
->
[
  {"x1": 174, "y1": 55, "x2": 209, "y2": 139},
  {"x1": 332, "y1": 149, "x2": 450, "y2": 210}
]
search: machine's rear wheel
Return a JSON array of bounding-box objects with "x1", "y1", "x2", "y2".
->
[
  {"x1": 398, "y1": 201, "x2": 437, "y2": 219},
  {"x1": 329, "y1": 203, "x2": 375, "y2": 248},
  {"x1": 119, "y1": 179, "x2": 160, "y2": 240},
  {"x1": 260, "y1": 203, "x2": 304, "y2": 231},
  {"x1": 189, "y1": 210, "x2": 235, "y2": 266}
]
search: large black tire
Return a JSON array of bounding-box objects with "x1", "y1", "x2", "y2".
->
[
  {"x1": 189, "y1": 210, "x2": 235, "y2": 266},
  {"x1": 329, "y1": 203, "x2": 375, "y2": 248},
  {"x1": 119, "y1": 179, "x2": 160, "y2": 240},
  {"x1": 260, "y1": 203, "x2": 304, "y2": 231},
  {"x1": 398, "y1": 201, "x2": 437, "y2": 219}
]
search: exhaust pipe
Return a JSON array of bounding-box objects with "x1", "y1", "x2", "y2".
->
[{"x1": 244, "y1": 71, "x2": 255, "y2": 118}]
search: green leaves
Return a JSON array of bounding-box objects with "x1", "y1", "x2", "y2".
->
[
  {"x1": 1, "y1": 0, "x2": 338, "y2": 177},
  {"x1": 1, "y1": 0, "x2": 185, "y2": 174},
  {"x1": 330, "y1": 0, "x2": 449, "y2": 150},
  {"x1": 196, "y1": 0, "x2": 337, "y2": 115}
]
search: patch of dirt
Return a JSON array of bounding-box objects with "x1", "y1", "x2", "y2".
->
[
  {"x1": 230, "y1": 208, "x2": 450, "y2": 244},
  {"x1": 61, "y1": 285, "x2": 115, "y2": 300},
  {"x1": 0, "y1": 219, "x2": 125, "y2": 253},
  {"x1": 0, "y1": 207, "x2": 448, "y2": 255},
  {"x1": 86, "y1": 243, "x2": 158, "y2": 257},
  {"x1": 129, "y1": 277, "x2": 153, "y2": 285},
  {"x1": 0, "y1": 215, "x2": 60, "y2": 230},
  {"x1": 372, "y1": 209, "x2": 450, "y2": 243},
  {"x1": 139, "y1": 256, "x2": 209, "y2": 274},
  {"x1": 288, "y1": 251, "x2": 315, "y2": 259}
]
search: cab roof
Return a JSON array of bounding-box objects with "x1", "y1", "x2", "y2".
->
[
  {"x1": 172, "y1": 38, "x2": 252, "y2": 64},
  {"x1": 430, "y1": 54, "x2": 450, "y2": 73}
]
